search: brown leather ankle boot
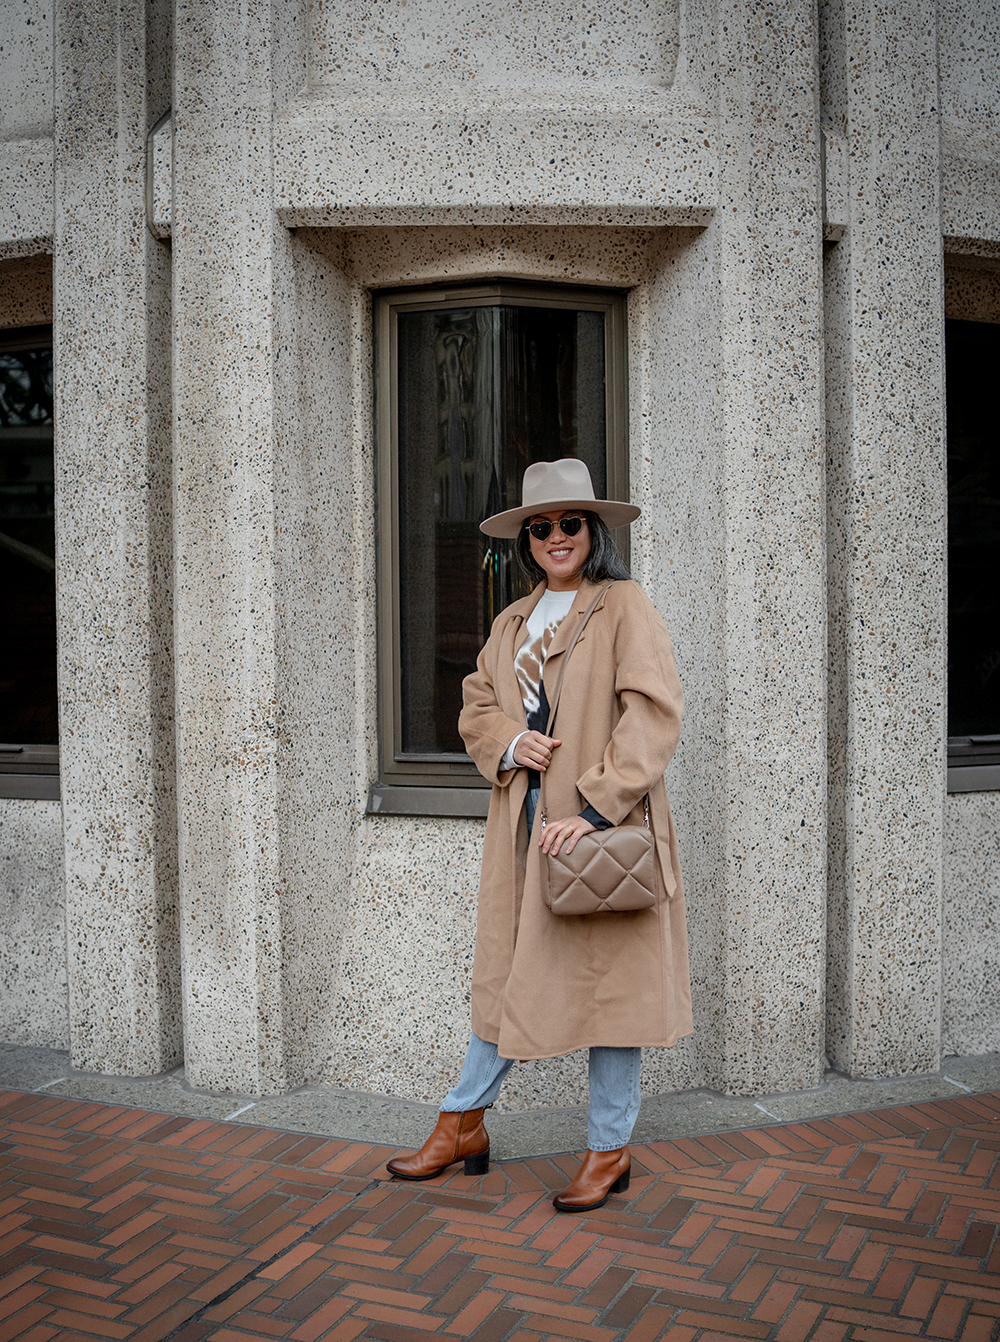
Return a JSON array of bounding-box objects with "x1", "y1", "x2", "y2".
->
[
  {"x1": 552, "y1": 1147, "x2": 631, "y2": 1212},
  {"x1": 386, "y1": 1109, "x2": 490, "y2": 1181}
]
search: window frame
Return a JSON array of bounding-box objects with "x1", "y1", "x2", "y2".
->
[
  {"x1": 0, "y1": 323, "x2": 58, "y2": 802},
  {"x1": 371, "y1": 280, "x2": 630, "y2": 816}
]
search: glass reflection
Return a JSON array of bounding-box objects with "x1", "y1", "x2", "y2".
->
[
  {"x1": 0, "y1": 339, "x2": 56, "y2": 744},
  {"x1": 397, "y1": 304, "x2": 606, "y2": 756},
  {"x1": 946, "y1": 318, "x2": 1000, "y2": 745}
]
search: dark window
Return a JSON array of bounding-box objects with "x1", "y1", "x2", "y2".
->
[
  {"x1": 946, "y1": 316, "x2": 1000, "y2": 787},
  {"x1": 0, "y1": 325, "x2": 58, "y2": 786},
  {"x1": 374, "y1": 283, "x2": 628, "y2": 806}
]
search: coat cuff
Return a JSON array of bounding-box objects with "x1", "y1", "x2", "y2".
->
[
  {"x1": 577, "y1": 775, "x2": 635, "y2": 827},
  {"x1": 489, "y1": 721, "x2": 529, "y2": 785}
]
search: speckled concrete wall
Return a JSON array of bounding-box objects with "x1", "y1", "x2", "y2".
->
[
  {"x1": 0, "y1": 0, "x2": 52, "y2": 137},
  {"x1": 822, "y1": 0, "x2": 947, "y2": 1080},
  {"x1": 631, "y1": 227, "x2": 719, "y2": 1103},
  {"x1": 54, "y1": 0, "x2": 179, "y2": 1074},
  {"x1": 0, "y1": 800, "x2": 66, "y2": 1048},
  {"x1": 938, "y1": 0, "x2": 1000, "y2": 247},
  {"x1": 310, "y1": 0, "x2": 680, "y2": 90},
  {"x1": 939, "y1": 0, "x2": 1000, "y2": 128},
  {"x1": 0, "y1": 253, "x2": 51, "y2": 325},
  {"x1": 710, "y1": 0, "x2": 827, "y2": 1096},
  {"x1": 276, "y1": 0, "x2": 712, "y2": 229},
  {"x1": 944, "y1": 792, "x2": 1000, "y2": 1056},
  {"x1": 171, "y1": 0, "x2": 292, "y2": 1096},
  {"x1": 945, "y1": 255, "x2": 1000, "y2": 322},
  {"x1": 274, "y1": 231, "x2": 360, "y2": 1093},
  {"x1": 0, "y1": 0, "x2": 53, "y2": 257}
]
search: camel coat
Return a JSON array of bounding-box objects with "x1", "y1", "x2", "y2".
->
[{"x1": 459, "y1": 578, "x2": 693, "y2": 1060}]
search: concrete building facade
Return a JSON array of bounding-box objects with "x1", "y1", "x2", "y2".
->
[{"x1": 1, "y1": 0, "x2": 998, "y2": 1108}]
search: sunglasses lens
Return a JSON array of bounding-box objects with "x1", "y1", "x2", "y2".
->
[{"x1": 526, "y1": 516, "x2": 585, "y2": 541}]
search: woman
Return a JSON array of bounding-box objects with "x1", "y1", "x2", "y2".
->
[{"x1": 387, "y1": 458, "x2": 692, "y2": 1212}]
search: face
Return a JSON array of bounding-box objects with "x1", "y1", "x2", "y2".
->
[{"x1": 526, "y1": 510, "x2": 592, "y2": 591}]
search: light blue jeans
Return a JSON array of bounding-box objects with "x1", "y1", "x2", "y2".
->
[
  {"x1": 442, "y1": 1032, "x2": 641, "y2": 1151},
  {"x1": 442, "y1": 786, "x2": 642, "y2": 1153}
]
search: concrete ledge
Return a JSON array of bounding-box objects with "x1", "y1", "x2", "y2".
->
[
  {"x1": 4, "y1": 1041, "x2": 999, "y2": 1161},
  {"x1": 275, "y1": 89, "x2": 716, "y2": 229}
]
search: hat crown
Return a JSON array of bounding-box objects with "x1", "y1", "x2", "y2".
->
[
  {"x1": 478, "y1": 455, "x2": 639, "y2": 536},
  {"x1": 521, "y1": 458, "x2": 597, "y2": 511}
]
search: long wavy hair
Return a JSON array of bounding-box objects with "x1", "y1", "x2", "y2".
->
[{"x1": 514, "y1": 511, "x2": 632, "y2": 587}]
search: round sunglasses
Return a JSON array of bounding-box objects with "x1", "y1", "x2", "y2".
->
[{"x1": 524, "y1": 515, "x2": 587, "y2": 542}]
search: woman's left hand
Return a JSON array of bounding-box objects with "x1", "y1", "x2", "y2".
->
[{"x1": 539, "y1": 815, "x2": 596, "y2": 858}]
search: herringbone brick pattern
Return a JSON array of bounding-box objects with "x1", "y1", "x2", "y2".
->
[{"x1": 1, "y1": 1088, "x2": 1000, "y2": 1342}]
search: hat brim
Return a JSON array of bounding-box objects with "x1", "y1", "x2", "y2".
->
[{"x1": 479, "y1": 498, "x2": 641, "y2": 539}]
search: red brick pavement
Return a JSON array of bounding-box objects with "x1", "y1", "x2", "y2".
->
[{"x1": 1, "y1": 1087, "x2": 1000, "y2": 1342}]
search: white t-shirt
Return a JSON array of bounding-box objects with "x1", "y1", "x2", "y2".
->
[{"x1": 500, "y1": 588, "x2": 576, "y2": 770}]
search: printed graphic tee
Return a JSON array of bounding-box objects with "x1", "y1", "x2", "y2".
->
[
  {"x1": 513, "y1": 587, "x2": 576, "y2": 736},
  {"x1": 500, "y1": 588, "x2": 609, "y2": 829}
]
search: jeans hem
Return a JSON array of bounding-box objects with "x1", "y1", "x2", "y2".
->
[{"x1": 587, "y1": 1141, "x2": 631, "y2": 1152}]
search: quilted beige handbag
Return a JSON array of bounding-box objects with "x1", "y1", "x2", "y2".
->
[{"x1": 538, "y1": 583, "x2": 658, "y2": 916}]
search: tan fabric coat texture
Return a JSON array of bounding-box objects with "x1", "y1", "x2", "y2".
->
[{"x1": 459, "y1": 578, "x2": 693, "y2": 1061}]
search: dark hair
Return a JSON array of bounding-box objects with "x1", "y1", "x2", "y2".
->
[{"x1": 514, "y1": 511, "x2": 632, "y2": 586}]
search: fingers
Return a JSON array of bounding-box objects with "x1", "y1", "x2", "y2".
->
[
  {"x1": 547, "y1": 826, "x2": 574, "y2": 857},
  {"x1": 539, "y1": 816, "x2": 596, "y2": 857},
  {"x1": 561, "y1": 816, "x2": 596, "y2": 855},
  {"x1": 513, "y1": 732, "x2": 561, "y2": 770},
  {"x1": 542, "y1": 822, "x2": 561, "y2": 856}
]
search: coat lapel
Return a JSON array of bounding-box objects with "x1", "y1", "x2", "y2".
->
[
  {"x1": 497, "y1": 580, "x2": 609, "y2": 720},
  {"x1": 540, "y1": 579, "x2": 609, "y2": 677},
  {"x1": 512, "y1": 583, "x2": 546, "y2": 659},
  {"x1": 493, "y1": 584, "x2": 545, "y2": 725}
]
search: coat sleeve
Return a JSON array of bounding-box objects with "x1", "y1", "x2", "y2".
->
[
  {"x1": 576, "y1": 585, "x2": 683, "y2": 826},
  {"x1": 459, "y1": 624, "x2": 528, "y2": 786}
]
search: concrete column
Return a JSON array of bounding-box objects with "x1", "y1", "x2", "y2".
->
[
  {"x1": 824, "y1": 0, "x2": 945, "y2": 1077},
  {"x1": 172, "y1": 0, "x2": 288, "y2": 1094},
  {"x1": 54, "y1": 0, "x2": 179, "y2": 1072},
  {"x1": 712, "y1": 0, "x2": 828, "y2": 1094}
]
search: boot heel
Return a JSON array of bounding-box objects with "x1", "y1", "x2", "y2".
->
[
  {"x1": 610, "y1": 1166, "x2": 631, "y2": 1194},
  {"x1": 464, "y1": 1148, "x2": 490, "y2": 1176}
]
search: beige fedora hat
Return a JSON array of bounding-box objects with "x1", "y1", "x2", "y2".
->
[{"x1": 480, "y1": 458, "x2": 640, "y2": 538}]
